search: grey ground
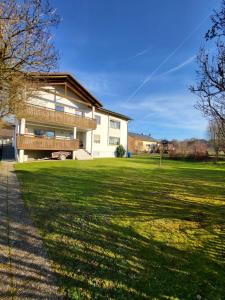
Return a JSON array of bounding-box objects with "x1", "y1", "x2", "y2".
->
[{"x1": 0, "y1": 162, "x2": 63, "y2": 299}]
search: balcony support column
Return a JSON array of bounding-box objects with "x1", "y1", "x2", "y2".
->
[
  {"x1": 72, "y1": 127, "x2": 77, "y2": 160},
  {"x1": 20, "y1": 118, "x2": 26, "y2": 134},
  {"x1": 92, "y1": 106, "x2": 95, "y2": 118},
  {"x1": 18, "y1": 149, "x2": 24, "y2": 163},
  {"x1": 18, "y1": 118, "x2": 26, "y2": 162}
]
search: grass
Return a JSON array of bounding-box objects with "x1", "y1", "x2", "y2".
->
[{"x1": 15, "y1": 156, "x2": 225, "y2": 300}]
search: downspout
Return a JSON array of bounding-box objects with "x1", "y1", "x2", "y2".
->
[{"x1": 91, "y1": 106, "x2": 95, "y2": 156}]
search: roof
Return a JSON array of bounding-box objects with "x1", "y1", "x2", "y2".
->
[
  {"x1": 96, "y1": 107, "x2": 132, "y2": 121},
  {"x1": 30, "y1": 72, "x2": 103, "y2": 108},
  {"x1": 128, "y1": 132, "x2": 158, "y2": 142}
]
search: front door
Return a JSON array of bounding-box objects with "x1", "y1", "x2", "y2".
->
[{"x1": 76, "y1": 131, "x2": 86, "y2": 149}]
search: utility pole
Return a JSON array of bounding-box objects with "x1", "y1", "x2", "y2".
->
[{"x1": 159, "y1": 142, "x2": 163, "y2": 167}]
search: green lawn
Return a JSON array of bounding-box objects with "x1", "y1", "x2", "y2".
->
[{"x1": 15, "y1": 156, "x2": 225, "y2": 300}]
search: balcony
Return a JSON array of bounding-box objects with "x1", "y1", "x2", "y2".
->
[
  {"x1": 16, "y1": 135, "x2": 79, "y2": 151},
  {"x1": 17, "y1": 104, "x2": 97, "y2": 130}
]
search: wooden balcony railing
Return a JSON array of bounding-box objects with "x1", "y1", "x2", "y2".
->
[
  {"x1": 16, "y1": 135, "x2": 79, "y2": 151},
  {"x1": 17, "y1": 104, "x2": 97, "y2": 130}
]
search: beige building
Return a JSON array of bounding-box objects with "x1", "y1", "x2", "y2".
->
[{"x1": 128, "y1": 132, "x2": 159, "y2": 153}]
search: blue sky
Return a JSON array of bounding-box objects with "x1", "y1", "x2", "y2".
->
[{"x1": 51, "y1": 0, "x2": 221, "y2": 140}]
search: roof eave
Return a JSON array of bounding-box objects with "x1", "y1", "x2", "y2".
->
[
  {"x1": 30, "y1": 72, "x2": 103, "y2": 108},
  {"x1": 97, "y1": 107, "x2": 132, "y2": 121}
]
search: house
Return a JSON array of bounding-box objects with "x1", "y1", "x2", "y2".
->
[
  {"x1": 1, "y1": 73, "x2": 131, "y2": 162},
  {"x1": 128, "y1": 132, "x2": 159, "y2": 153},
  {"x1": 0, "y1": 121, "x2": 15, "y2": 160},
  {"x1": 0, "y1": 121, "x2": 14, "y2": 143}
]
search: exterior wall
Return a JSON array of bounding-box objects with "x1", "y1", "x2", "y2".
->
[
  {"x1": 128, "y1": 136, "x2": 158, "y2": 153},
  {"x1": 85, "y1": 130, "x2": 93, "y2": 154},
  {"x1": 92, "y1": 112, "x2": 128, "y2": 158},
  {"x1": 142, "y1": 141, "x2": 158, "y2": 151},
  {"x1": 128, "y1": 136, "x2": 143, "y2": 153},
  {"x1": 29, "y1": 86, "x2": 92, "y2": 116},
  {"x1": 128, "y1": 136, "x2": 135, "y2": 152}
]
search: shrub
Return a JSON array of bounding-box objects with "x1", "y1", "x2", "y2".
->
[
  {"x1": 115, "y1": 145, "x2": 126, "y2": 157},
  {"x1": 168, "y1": 140, "x2": 210, "y2": 161}
]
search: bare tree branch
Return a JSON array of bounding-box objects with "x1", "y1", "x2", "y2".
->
[
  {"x1": 0, "y1": 0, "x2": 60, "y2": 119},
  {"x1": 206, "y1": 0, "x2": 225, "y2": 40},
  {"x1": 190, "y1": 0, "x2": 225, "y2": 143}
]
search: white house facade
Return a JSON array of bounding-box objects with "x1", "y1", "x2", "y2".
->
[{"x1": 11, "y1": 73, "x2": 130, "y2": 162}]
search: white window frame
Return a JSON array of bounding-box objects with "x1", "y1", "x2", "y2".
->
[
  {"x1": 109, "y1": 119, "x2": 120, "y2": 129},
  {"x1": 94, "y1": 134, "x2": 101, "y2": 144},
  {"x1": 109, "y1": 136, "x2": 120, "y2": 145},
  {"x1": 95, "y1": 115, "x2": 101, "y2": 125}
]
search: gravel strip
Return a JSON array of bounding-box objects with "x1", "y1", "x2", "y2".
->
[{"x1": 0, "y1": 162, "x2": 63, "y2": 299}]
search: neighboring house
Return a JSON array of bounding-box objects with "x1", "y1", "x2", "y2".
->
[
  {"x1": 0, "y1": 121, "x2": 15, "y2": 160},
  {"x1": 1, "y1": 73, "x2": 131, "y2": 162},
  {"x1": 0, "y1": 121, "x2": 14, "y2": 144},
  {"x1": 128, "y1": 132, "x2": 159, "y2": 153}
]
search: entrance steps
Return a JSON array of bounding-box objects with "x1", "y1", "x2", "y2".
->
[{"x1": 74, "y1": 149, "x2": 92, "y2": 160}]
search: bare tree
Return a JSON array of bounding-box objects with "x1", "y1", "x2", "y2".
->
[
  {"x1": 0, "y1": 0, "x2": 60, "y2": 119},
  {"x1": 205, "y1": 0, "x2": 225, "y2": 40},
  {"x1": 208, "y1": 119, "x2": 225, "y2": 161},
  {"x1": 190, "y1": 0, "x2": 225, "y2": 138}
]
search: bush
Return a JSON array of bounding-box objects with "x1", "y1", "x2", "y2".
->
[
  {"x1": 168, "y1": 140, "x2": 210, "y2": 161},
  {"x1": 115, "y1": 145, "x2": 126, "y2": 157},
  {"x1": 168, "y1": 152, "x2": 210, "y2": 161}
]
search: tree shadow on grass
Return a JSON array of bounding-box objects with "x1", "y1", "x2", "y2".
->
[{"x1": 15, "y1": 162, "x2": 225, "y2": 299}]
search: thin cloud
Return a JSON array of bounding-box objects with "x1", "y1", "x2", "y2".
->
[
  {"x1": 159, "y1": 55, "x2": 196, "y2": 77},
  {"x1": 127, "y1": 46, "x2": 151, "y2": 61},
  {"x1": 120, "y1": 93, "x2": 207, "y2": 131},
  {"x1": 134, "y1": 47, "x2": 151, "y2": 58},
  {"x1": 126, "y1": 13, "x2": 210, "y2": 102}
]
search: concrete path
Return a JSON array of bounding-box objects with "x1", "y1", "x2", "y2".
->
[{"x1": 0, "y1": 162, "x2": 63, "y2": 299}]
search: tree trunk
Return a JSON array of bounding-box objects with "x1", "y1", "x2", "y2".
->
[{"x1": 215, "y1": 147, "x2": 219, "y2": 163}]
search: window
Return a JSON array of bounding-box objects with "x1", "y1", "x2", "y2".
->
[
  {"x1": 55, "y1": 105, "x2": 64, "y2": 112},
  {"x1": 110, "y1": 119, "x2": 120, "y2": 129},
  {"x1": 75, "y1": 110, "x2": 83, "y2": 116},
  {"x1": 109, "y1": 136, "x2": 120, "y2": 145},
  {"x1": 34, "y1": 129, "x2": 55, "y2": 138},
  {"x1": 34, "y1": 129, "x2": 45, "y2": 136},
  {"x1": 94, "y1": 134, "x2": 101, "y2": 144},
  {"x1": 46, "y1": 131, "x2": 55, "y2": 138},
  {"x1": 95, "y1": 115, "x2": 101, "y2": 125}
]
